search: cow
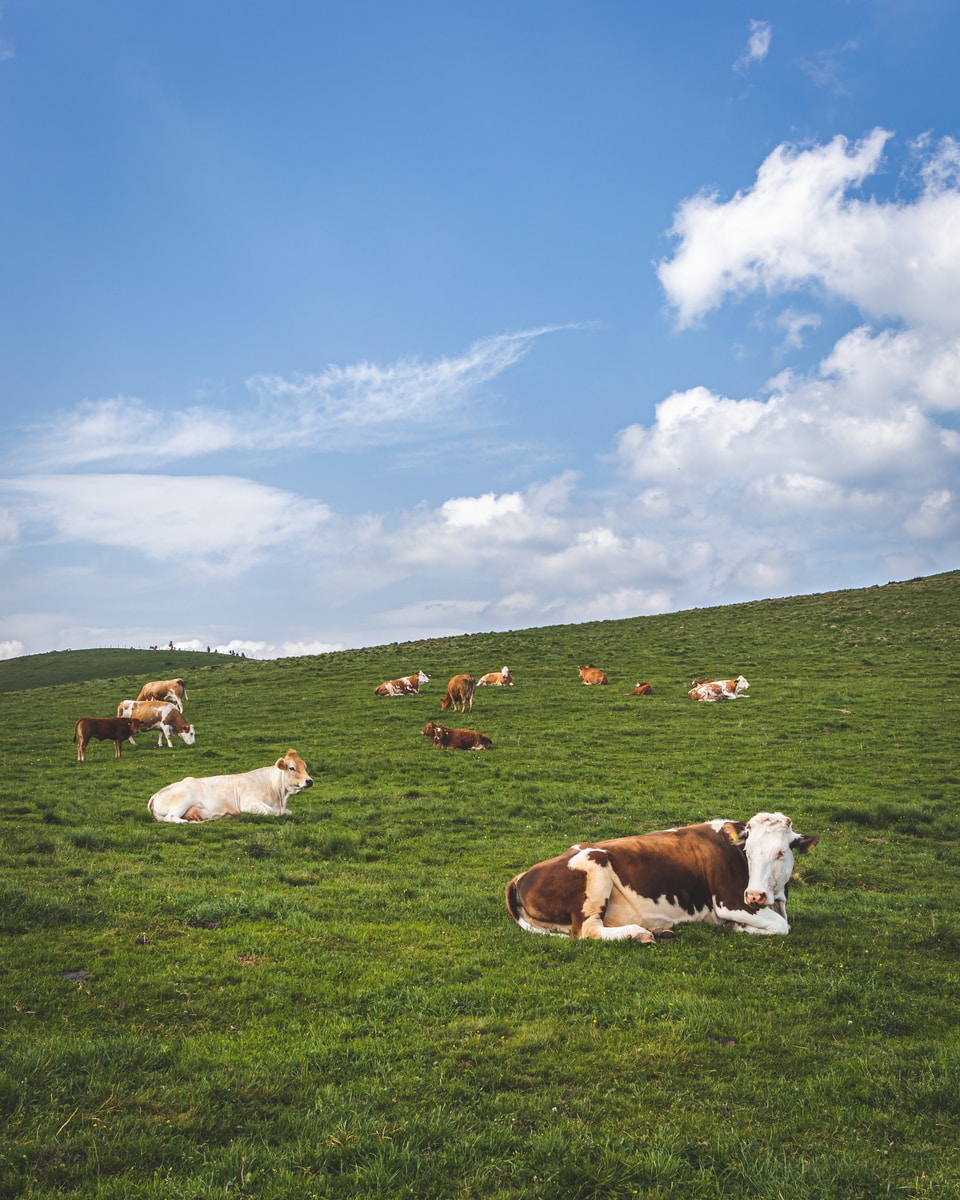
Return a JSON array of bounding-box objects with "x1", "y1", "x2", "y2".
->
[
  {"x1": 688, "y1": 675, "x2": 750, "y2": 702},
  {"x1": 73, "y1": 717, "x2": 142, "y2": 763},
  {"x1": 441, "y1": 674, "x2": 475, "y2": 712},
  {"x1": 117, "y1": 700, "x2": 196, "y2": 748},
  {"x1": 578, "y1": 665, "x2": 608, "y2": 686},
  {"x1": 374, "y1": 670, "x2": 430, "y2": 697},
  {"x1": 431, "y1": 724, "x2": 492, "y2": 751},
  {"x1": 420, "y1": 720, "x2": 443, "y2": 738},
  {"x1": 135, "y1": 678, "x2": 188, "y2": 712},
  {"x1": 148, "y1": 749, "x2": 313, "y2": 823},
  {"x1": 627, "y1": 682, "x2": 653, "y2": 696},
  {"x1": 506, "y1": 812, "x2": 818, "y2": 943},
  {"x1": 478, "y1": 666, "x2": 514, "y2": 687}
]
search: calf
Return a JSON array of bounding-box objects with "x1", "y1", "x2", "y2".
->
[
  {"x1": 441, "y1": 674, "x2": 476, "y2": 713},
  {"x1": 478, "y1": 666, "x2": 514, "y2": 686},
  {"x1": 374, "y1": 670, "x2": 430, "y2": 697},
  {"x1": 577, "y1": 665, "x2": 608, "y2": 686},
  {"x1": 117, "y1": 700, "x2": 196, "y2": 748},
  {"x1": 432, "y1": 725, "x2": 492, "y2": 751},
  {"x1": 73, "y1": 717, "x2": 142, "y2": 763},
  {"x1": 136, "y1": 678, "x2": 187, "y2": 712},
  {"x1": 148, "y1": 749, "x2": 313, "y2": 823},
  {"x1": 627, "y1": 682, "x2": 653, "y2": 695}
]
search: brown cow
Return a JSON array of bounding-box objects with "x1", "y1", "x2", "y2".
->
[
  {"x1": 421, "y1": 720, "x2": 443, "y2": 738},
  {"x1": 627, "y1": 682, "x2": 653, "y2": 696},
  {"x1": 73, "y1": 717, "x2": 142, "y2": 763},
  {"x1": 136, "y1": 678, "x2": 188, "y2": 712},
  {"x1": 577, "y1": 665, "x2": 608, "y2": 686},
  {"x1": 432, "y1": 725, "x2": 492, "y2": 751},
  {"x1": 478, "y1": 666, "x2": 514, "y2": 686},
  {"x1": 374, "y1": 670, "x2": 429, "y2": 697},
  {"x1": 506, "y1": 812, "x2": 818, "y2": 942},
  {"x1": 441, "y1": 674, "x2": 475, "y2": 712}
]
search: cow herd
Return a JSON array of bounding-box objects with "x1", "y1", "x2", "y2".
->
[{"x1": 67, "y1": 660, "x2": 820, "y2": 941}]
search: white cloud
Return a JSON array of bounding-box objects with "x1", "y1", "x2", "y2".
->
[
  {"x1": 657, "y1": 129, "x2": 960, "y2": 331},
  {"x1": 0, "y1": 639, "x2": 24, "y2": 660},
  {"x1": 735, "y1": 19, "x2": 772, "y2": 71},
  {"x1": 22, "y1": 328, "x2": 565, "y2": 471},
  {"x1": 2, "y1": 475, "x2": 331, "y2": 574}
]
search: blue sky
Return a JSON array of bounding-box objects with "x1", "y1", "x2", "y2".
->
[{"x1": 2, "y1": 1, "x2": 958, "y2": 658}]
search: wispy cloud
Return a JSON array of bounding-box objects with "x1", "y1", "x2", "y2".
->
[
  {"x1": 734, "y1": 20, "x2": 772, "y2": 72},
  {"x1": 18, "y1": 328, "x2": 568, "y2": 472}
]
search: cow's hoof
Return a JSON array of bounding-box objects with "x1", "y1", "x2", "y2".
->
[
  {"x1": 632, "y1": 930, "x2": 658, "y2": 945},
  {"x1": 653, "y1": 929, "x2": 678, "y2": 942}
]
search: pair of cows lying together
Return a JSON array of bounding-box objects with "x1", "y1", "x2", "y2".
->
[
  {"x1": 148, "y1": 747, "x2": 818, "y2": 943},
  {"x1": 73, "y1": 678, "x2": 195, "y2": 762}
]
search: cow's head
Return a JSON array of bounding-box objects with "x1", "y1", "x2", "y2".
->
[
  {"x1": 276, "y1": 749, "x2": 313, "y2": 792},
  {"x1": 181, "y1": 723, "x2": 197, "y2": 746},
  {"x1": 421, "y1": 721, "x2": 442, "y2": 738},
  {"x1": 735, "y1": 675, "x2": 750, "y2": 691},
  {"x1": 727, "y1": 812, "x2": 819, "y2": 915},
  {"x1": 417, "y1": 670, "x2": 430, "y2": 685}
]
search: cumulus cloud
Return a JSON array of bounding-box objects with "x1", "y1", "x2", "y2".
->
[
  {"x1": 2, "y1": 475, "x2": 331, "y2": 574},
  {"x1": 734, "y1": 19, "x2": 771, "y2": 71},
  {"x1": 21, "y1": 328, "x2": 564, "y2": 471},
  {"x1": 657, "y1": 129, "x2": 960, "y2": 331},
  {"x1": 0, "y1": 639, "x2": 24, "y2": 660}
]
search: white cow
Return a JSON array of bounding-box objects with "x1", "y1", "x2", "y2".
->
[
  {"x1": 148, "y1": 749, "x2": 312, "y2": 823},
  {"x1": 117, "y1": 700, "x2": 196, "y2": 748},
  {"x1": 688, "y1": 675, "x2": 750, "y2": 702}
]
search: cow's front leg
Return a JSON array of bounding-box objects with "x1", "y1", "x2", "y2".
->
[{"x1": 716, "y1": 902, "x2": 790, "y2": 934}]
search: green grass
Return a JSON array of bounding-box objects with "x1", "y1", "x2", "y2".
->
[{"x1": 1, "y1": 572, "x2": 958, "y2": 1198}]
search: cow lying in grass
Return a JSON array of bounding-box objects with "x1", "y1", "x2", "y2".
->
[
  {"x1": 688, "y1": 675, "x2": 750, "y2": 701},
  {"x1": 421, "y1": 721, "x2": 492, "y2": 750},
  {"x1": 148, "y1": 749, "x2": 312, "y2": 823},
  {"x1": 506, "y1": 812, "x2": 818, "y2": 942}
]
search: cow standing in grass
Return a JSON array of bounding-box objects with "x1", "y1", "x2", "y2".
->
[
  {"x1": 441, "y1": 674, "x2": 475, "y2": 713},
  {"x1": 73, "y1": 717, "x2": 142, "y2": 763}
]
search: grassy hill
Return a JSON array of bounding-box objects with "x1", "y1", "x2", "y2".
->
[{"x1": 1, "y1": 571, "x2": 958, "y2": 1198}]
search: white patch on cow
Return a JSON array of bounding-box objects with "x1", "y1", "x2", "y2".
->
[{"x1": 567, "y1": 846, "x2": 714, "y2": 942}]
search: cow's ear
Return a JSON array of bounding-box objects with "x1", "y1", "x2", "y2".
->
[
  {"x1": 721, "y1": 821, "x2": 747, "y2": 846},
  {"x1": 791, "y1": 834, "x2": 820, "y2": 854},
  {"x1": 275, "y1": 757, "x2": 286, "y2": 770}
]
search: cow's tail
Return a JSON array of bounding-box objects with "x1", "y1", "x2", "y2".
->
[
  {"x1": 505, "y1": 874, "x2": 526, "y2": 927},
  {"x1": 72, "y1": 719, "x2": 80, "y2": 743}
]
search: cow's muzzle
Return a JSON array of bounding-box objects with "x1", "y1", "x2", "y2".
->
[{"x1": 744, "y1": 890, "x2": 769, "y2": 908}]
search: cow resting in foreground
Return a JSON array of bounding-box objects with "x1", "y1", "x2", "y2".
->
[
  {"x1": 148, "y1": 749, "x2": 312, "y2": 823},
  {"x1": 441, "y1": 674, "x2": 475, "y2": 712},
  {"x1": 117, "y1": 700, "x2": 196, "y2": 747},
  {"x1": 688, "y1": 675, "x2": 749, "y2": 702},
  {"x1": 374, "y1": 670, "x2": 429, "y2": 697},
  {"x1": 73, "y1": 717, "x2": 142, "y2": 763},
  {"x1": 506, "y1": 812, "x2": 818, "y2": 943},
  {"x1": 136, "y1": 678, "x2": 188, "y2": 711},
  {"x1": 578, "y1": 665, "x2": 608, "y2": 685},
  {"x1": 478, "y1": 666, "x2": 514, "y2": 686}
]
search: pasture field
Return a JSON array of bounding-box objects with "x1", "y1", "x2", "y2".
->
[{"x1": 1, "y1": 572, "x2": 958, "y2": 1199}]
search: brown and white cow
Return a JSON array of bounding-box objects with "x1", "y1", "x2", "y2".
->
[
  {"x1": 627, "y1": 682, "x2": 653, "y2": 695},
  {"x1": 117, "y1": 700, "x2": 196, "y2": 748},
  {"x1": 441, "y1": 674, "x2": 475, "y2": 712},
  {"x1": 374, "y1": 670, "x2": 430, "y2": 697},
  {"x1": 478, "y1": 666, "x2": 514, "y2": 687},
  {"x1": 577, "y1": 665, "x2": 608, "y2": 686},
  {"x1": 148, "y1": 749, "x2": 312, "y2": 823},
  {"x1": 506, "y1": 812, "x2": 818, "y2": 942},
  {"x1": 136, "y1": 678, "x2": 188, "y2": 711},
  {"x1": 431, "y1": 724, "x2": 492, "y2": 751},
  {"x1": 73, "y1": 717, "x2": 142, "y2": 763},
  {"x1": 688, "y1": 675, "x2": 750, "y2": 702}
]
